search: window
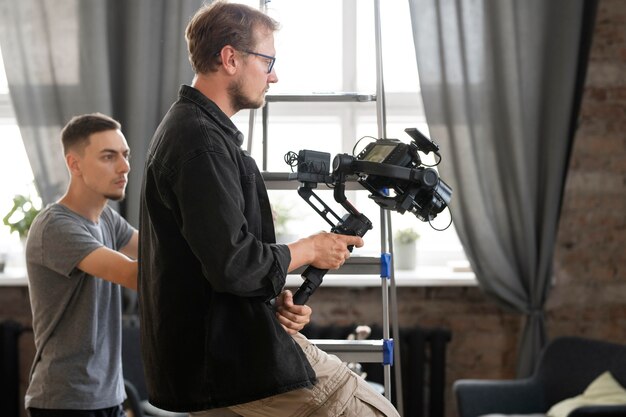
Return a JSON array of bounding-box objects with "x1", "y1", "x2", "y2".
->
[
  {"x1": 0, "y1": 46, "x2": 40, "y2": 274},
  {"x1": 232, "y1": 0, "x2": 474, "y2": 285},
  {"x1": 0, "y1": 2, "x2": 474, "y2": 284}
]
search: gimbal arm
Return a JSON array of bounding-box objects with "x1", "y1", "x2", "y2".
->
[{"x1": 292, "y1": 182, "x2": 372, "y2": 305}]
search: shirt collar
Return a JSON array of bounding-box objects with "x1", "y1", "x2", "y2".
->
[{"x1": 178, "y1": 85, "x2": 245, "y2": 147}]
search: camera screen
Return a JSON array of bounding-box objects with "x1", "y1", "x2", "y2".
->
[{"x1": 362, "y1": 144, "x2": 396, "y2": 163}]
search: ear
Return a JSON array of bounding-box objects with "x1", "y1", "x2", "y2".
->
[
  {"x1": 219, "y1": 45, "x2": 240, "y2": 75},
  {"x1": 66, "y1": 152, "x2": 82, "y2": 177}
]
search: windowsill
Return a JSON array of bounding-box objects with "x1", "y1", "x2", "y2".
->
[
  {"x1": 0, "y1": 266, "x2": 27, "y2": 286},
  {"x1": 286, "y1": 266, "x2": 476, "y2": 287},
  {"x1": 0, "y1": 267, "x2": 477, "y2": 288}
]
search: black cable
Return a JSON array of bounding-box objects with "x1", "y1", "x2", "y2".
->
[
  {"x1": 352, "y1": 136, "x2": 377, "y2": 156},
  {"x1": 284, "y1": 151, "x2": 299, "y2": 171}
]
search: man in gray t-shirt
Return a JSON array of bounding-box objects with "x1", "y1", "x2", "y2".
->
[{"x1": 24, "y1": 113, "x2": 138, "y2": 417}]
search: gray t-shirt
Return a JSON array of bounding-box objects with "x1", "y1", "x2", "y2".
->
[{"x1": 24, "y1": 203, "x2": 134, "y2": 409}]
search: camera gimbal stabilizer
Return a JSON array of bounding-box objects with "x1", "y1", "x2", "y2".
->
[{"x1": 287, "y1": 128, "x2": 453, "y2": 305}]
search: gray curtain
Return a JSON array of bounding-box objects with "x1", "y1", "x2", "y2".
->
[
  {"x1": 0, "y1": 0, "x2": 203, "y2": 226},
  {"x1": 408, "y1": 0, "x2": 595, "y2": 376}
]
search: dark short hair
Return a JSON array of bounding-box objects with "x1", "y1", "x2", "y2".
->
[
  {"x1": 61, "y1": 113, "x2": 121, "y2": 155},
  {"x1": 185, "y1": 1, "x2": 279, "y2": 74}
]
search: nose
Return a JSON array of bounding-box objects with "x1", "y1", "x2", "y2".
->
[
  {"x1": 119, "y1": 157, "x2": 130, "y2": 174},
  {"x1": 268, "y1": 69, "x2": 278, "y2": 83}
]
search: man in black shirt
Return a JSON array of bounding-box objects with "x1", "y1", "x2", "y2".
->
[{"x1": 139, "y1": 2, "x2": 399, "y2": 416}]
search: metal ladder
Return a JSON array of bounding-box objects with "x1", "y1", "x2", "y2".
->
[{"x1": 251, "y1": 0, "x2": 404, "y2": 412}]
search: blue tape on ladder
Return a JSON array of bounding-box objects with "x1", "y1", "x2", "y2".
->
[
  {"x1": 383, "y1": 338, "x2": 394, "y2": 365},
  {"x1": 380, "y1": 252, "x2": 391, "y2": 278}
]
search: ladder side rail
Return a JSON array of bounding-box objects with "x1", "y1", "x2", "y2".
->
[
  {"x1": 247, "y1": 110, "x2": 256, "y2": 154},
  {"x1": 387, "y1": 211, "x2": 404, "y2": 414}
]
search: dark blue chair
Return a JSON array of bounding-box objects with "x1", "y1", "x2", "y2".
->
[{"x1": 454, "y1": 336, "x2": 626, "y2": 417}]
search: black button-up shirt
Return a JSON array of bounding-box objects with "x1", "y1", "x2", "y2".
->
[{"x1": 139, "y1": 85, "x2": 316, "y2": 412}]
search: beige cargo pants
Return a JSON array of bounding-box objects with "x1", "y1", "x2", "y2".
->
[{"x1": 190, "y1": 332, "x2": 400, "y2": 417}]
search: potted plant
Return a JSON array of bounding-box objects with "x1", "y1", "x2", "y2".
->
[
  {"x1": 3, "y1": 194, "x2": 41, "y2": 240},
  {"x1": 393, "y1": 227, "x2": 420, "y2": 270}
]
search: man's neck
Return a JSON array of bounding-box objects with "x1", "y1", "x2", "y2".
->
[
  {"x1": 58, "y1": 189, "x2": 108, "y2": 223},
  {"x1": 191, "y1": 74, "x2": 237, "y2": 117}
]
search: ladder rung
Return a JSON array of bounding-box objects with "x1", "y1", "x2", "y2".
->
[
  {"x1": 266, "y1": 93, "x2": 376, "y2": 103},
  {"x1": 290, "y1": 256, "x2": 381, "y2": 275},
  {"x1": 262, "y1": 172, "x2": 364, "y2": 191},
  {"x1": 311, "y1": 339, "x2": 385, "y2": 363}
]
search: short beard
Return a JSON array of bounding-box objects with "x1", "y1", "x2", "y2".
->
[
  {"x1": 105, "y1": 193, "x2": 126, "y2": 202},
  {"x1": 228, "y1": 78, "x2": 264, "y2": 112}
]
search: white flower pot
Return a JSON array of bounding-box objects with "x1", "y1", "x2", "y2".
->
[{"x1": 394, "y1": 241, "x2": 417, "y2": 270}]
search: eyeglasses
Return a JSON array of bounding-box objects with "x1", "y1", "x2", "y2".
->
[{"x1": 242, "y1": 50, "x2": 276, "y2": 74}]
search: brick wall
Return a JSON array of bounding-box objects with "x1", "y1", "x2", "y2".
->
[
  {"x1": 548, "y1": 0, "x2": 626, "y2": 340},
  {"x1": 0, "y1": 1, "x2": 624, "y2": 416},
  {"x1": 0, "y1": 286, "x2": 31, "y2": 326}
]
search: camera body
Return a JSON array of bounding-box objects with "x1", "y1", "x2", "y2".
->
[{"x1": 356, "y1": 137, "x2": 451, "y2": 222}]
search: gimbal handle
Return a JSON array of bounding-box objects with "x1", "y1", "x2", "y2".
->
[
  {"x1": 293, "y1": 266, "x2": 328, "y2": 305},
  {"x1": 293, "y1": 236, "x2": 358, "y2": 305}
]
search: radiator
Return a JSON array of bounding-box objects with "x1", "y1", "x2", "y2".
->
[{"x1": 0, "y1": 320, "x2": 24, "y2": 417}]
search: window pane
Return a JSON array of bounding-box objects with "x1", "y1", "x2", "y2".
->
[
  {"x1": 268, "y1": 188, "x2": 383, "y2": 258},
  {"x1": 0, "y1": 125, "x2": 40, "y2": 266},
  {"x1": 356, "y1": 1, "x2": 420, "y2": 93},
  {"x1": 0, "y1": 50, "x2": 7, "y2": 94},
  {"x1": 266, "y1": 0, "x2": 343, "y2": 93},
  {"x1": 0, "y1": 48, "x2": 40, "y2": 270}
]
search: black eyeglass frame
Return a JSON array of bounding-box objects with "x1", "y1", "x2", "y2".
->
[{"x1": 242, "y1": 50, "x2": 276, "y2": 74}]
